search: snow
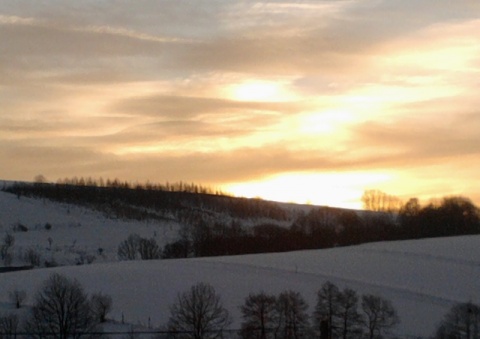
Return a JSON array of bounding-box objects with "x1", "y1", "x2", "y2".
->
[
  {"x1": 0, "y1": 190, "x2": 180, "y2": 264},
  {"x1": 0, "y1": 190, "x2": 479, "y2": 337}
]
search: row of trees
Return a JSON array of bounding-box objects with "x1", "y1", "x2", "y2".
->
[
  {"x1": 363, "y1": 190, "x2": 480, "y2": 238},
  {"x1": 163, "y1": 282, "x2": 480, "y2": 339},
  {"x1": 6, "y1": 181, "x2": 288, "y2": 222},
  {"x1": 398, "y1": 196, "x2": 480, "y2": 239},
  {"x1": 0, "y1": 273, "x2": 112, "y2": 338},
  {"x1": 2, "y1": 273, "x2": 477, "y2": 338},
  {"x1": 117, "y1": 233, "x2": 162, "y2": 260},
  {"x1": 237, "y1": 281, "x2": 398, "y2": 339},
  {"x1": 361, "y1": 190, "x2": 403, "y2": 213},
  {"x1": 161, "y1": 194, "x2": 480, "y2": 259},
  {"x1": 161, "y1": 210, "x2": 397, "y2": 259},
  {"x1": 161, "y1": 281, "x2": 399, "y2": 339},
  {"x1": 53, "y1": 176, "x2": 226, "y2": 196}
]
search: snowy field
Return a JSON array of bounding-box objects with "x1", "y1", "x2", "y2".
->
[
  {"x1": 0, "y1": 189, "x2": 181, "y2": 265},
  {"x1": 1, "y1": 190, "x2": 479, "y2": 337}
]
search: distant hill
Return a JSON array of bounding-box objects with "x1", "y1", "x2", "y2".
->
[
  {"x1": 1, "y1": 181, "x2": 396, "y2": 260},
  {"x1": 1, "y1": 180, "x2": 479, "y2": 265}
]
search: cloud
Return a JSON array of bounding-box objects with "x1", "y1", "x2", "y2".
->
[
  {"x1": 111, "y1": 94, "x2": 301, "y2": 118},
  {"x1": 0, "y1": 141, "x2": 110, "y2": 181},
  {"x1": 1, "y1": 0, "x2": 480, "y2": 205},
  {"x1": 0, "y1": 17, "x2": 181, "y2": 58},
  {"x1": 349, "y1": 111, "x2": 480, "y2": 169}
]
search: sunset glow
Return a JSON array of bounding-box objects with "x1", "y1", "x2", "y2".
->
[
  {"x1": 228, "y1": 81, "x2": 289, "y2": 102},
  {"x1": 226, "y1": 172, "x2": 393, "y2": 210},
  {"x1": 1, "y1": 1, "x2": 480, "y2": 208}
]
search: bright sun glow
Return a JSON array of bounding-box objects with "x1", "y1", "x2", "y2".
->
[
  {"x1": 299, "y1": 110, "x2": 354, "y2": 135},
  {"x1": 227, "y1": 81, "x2": 290, "y2": 102},
  {"x1": 224, "y1": 172, "x2": 393, "y2": 209}
]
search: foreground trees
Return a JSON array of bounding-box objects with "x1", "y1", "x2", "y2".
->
[
  {"x1": 91, "y1": 292, "x2": 113, "y2": 323},
  {"x1": 313, "y1": 281, "x2": 398, "y2": 339},
  {"x1": 0, "y1": 274, "x2": 113, "y2": 338},
  {"x1": 337, "y1": 288, "x2": 363, "y2": 338},
  {"x1": 276, "y1": 290, "x2": 310, "y2": 338},
  {"x1": 434, "y1": 302, "x2": 480, "y2": 339},
  {"x1": 240, "y1": 292, "x2": 277, "y2": 339},
  {"x1": 25, "y1": 273, "x2": 98, "y2": 338},
  {"x1": 314, "y1": 281, "x2": 340, "y2": 337},
  {"x1": 0, "y1": 313, "x2": 19, "y2": 338},
  {"x1": 1, "y1": 274, "x2": 403, "y2": 338},
  {"x1": 167, "y1": 282, "x2": 231, "y2": 338},
  {"x1": 361, "y1": 294, "x2": 399, "y2": 339},
  {"x1": 240, "y1": 290, "x2": 309, "y2": 339}
]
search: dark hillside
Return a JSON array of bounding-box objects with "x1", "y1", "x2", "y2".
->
[{"x1": 5, "y1": 182, "x2": 289, "y2": 222}]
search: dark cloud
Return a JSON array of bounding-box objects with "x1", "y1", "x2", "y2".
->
[
  {"x1": 0, "y1": 22, "x2": 179, "y2": 58},
  {"x1": 349, "y1": 112, "x2": 480, "y2": 168},
  {"x1": 0, "y1": 142, "x2": 110, "y2": 180},
  {"x1": 97, "y1": 146, "x2": 363, "y2": 184},
  {"x1": 112, "y1": 94, "x2": 301, "y2": 119}
]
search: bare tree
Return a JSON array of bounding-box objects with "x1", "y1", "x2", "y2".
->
[
  {"x1": 0, "y1": 313, "x2": 19, "y2": 339},
  {"x1": 336, "y1": 288, "x2": 363, "y2": 339},
  {"x1": 118, "y1": 234, "x2": 161, "y2": 260},
  {"x1": 240, "y1": 292, "x2": 277, "y2": 339},
  {"x1": 117, "y1": 234, "x2": 141, "y2": 260},
  {"x1": 361, "y1": 294, "x2": 399, "y2": 339},
  {"x1": 25, "y1": 273, "x2": 97, "y2": 338},
  {"x1": 362, "y1": 190, "x2": 402, "y2": 212},
  {"x1": 275, "y1": 290, "x2": 310, "y2": 339},
  {"x1": 138, "y1": 237, "x2": 161, "y2": 260},
  {"x1": 23, "y1": 247, "x2": 42, "y2": 267},
  {"x1": 0, "y1": 233, "x2": 14, "y2": 266},
  {"x1": 314, "y1": 281, "x2": 341, "y2": 338},
  {"x1": 91, "y1": 292, "x2": 113, "y2": 323},
  {"x1": 8, "y1": 289, "x2": 27, "y2": 309},
  {"x1": 167, "y1": 282, "x2": 231, "y2": 338},
  {"x1": 433, "y1": 302, "x2": 480, "y2": 339}
]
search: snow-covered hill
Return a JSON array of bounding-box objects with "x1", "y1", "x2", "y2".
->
[
  {"x1": 1, "y1": 235, "x2": 479, "y2": 337},
  {"x1": 0, "y1": 190, "x2": 181, "y2": 265},
  {"x1": 1, "y1": 189, "x2": 479, "y2": 337}
]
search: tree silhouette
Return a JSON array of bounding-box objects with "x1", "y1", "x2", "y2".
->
[
  {"x1": 167, "y1": 282, "x2": 230, "y2": 338},
  {"x1": 336, "y1": 288, "x2": 363, "y2": 339},
  {"x1": 25, "y1": 273, "x2": 97, "y2": 338},
  {"x1": 91, "y1": 292, "x2": 113, "y2": 323},
  {"x1": 275, "y1": 290, "x2": 309, "y2": 339},
  {"x1": 240, "y1": 292, "x2": 277, "y2": 339},
  {"x1": 8, "y1": 289, "x2": 26, "y2": 309},
  {"x1": 361, "y1": 294, "x2": 399, "y2": 339},
  {"x1": 434, "y1": 302, "x2": 480, "y2": 338},
  {"x1": 362, "y1": 190, "x2": 402, "y2": 212},
  {"x1": 314, "y1": 281, "x2": 341, "y2": 338}
]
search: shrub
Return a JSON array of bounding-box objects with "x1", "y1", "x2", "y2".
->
[{"x1": 24, "y1": 247, "x2": 42, "y2": 267}]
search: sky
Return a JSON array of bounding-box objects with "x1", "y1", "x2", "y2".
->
[{"x1": 1, "y1": 0, "x2": 480, "y2": 209}]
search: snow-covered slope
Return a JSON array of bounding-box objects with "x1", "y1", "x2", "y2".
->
[
  {"x1": 0, "y1": 190, "x2": 180, "y2": 264},
  {"x1": 1, "y1": 235, "x2": 479, "y2": 337},
  {"x1": 1, "y1": 189, "x2": 479, "y2": 337}
]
